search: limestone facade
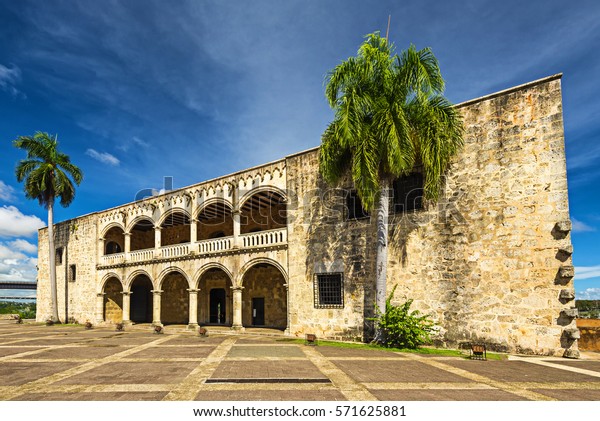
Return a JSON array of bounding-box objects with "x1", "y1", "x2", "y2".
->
[{"x1": 36, "y1": 74, "x2": 577, "y2": 356}]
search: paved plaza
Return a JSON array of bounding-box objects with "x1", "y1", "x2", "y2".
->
[{"x1": 1, "y1": 320, "x2": 599, "y2": 401}]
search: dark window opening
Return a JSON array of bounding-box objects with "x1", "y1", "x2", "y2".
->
[
  {"x1": 346, "y1": 190, "x2": 369, "y2": 220},
  {"x1": 314, "y1": 273, "x2": 344, "y2": 309},
  {"x1": 56, "y1": 247, "x2": 63, "y2": 265},
  {"x1": 209, "y1": 230, "x2": 226, "y2": 239},
  {"x1": 393, "y1": 171, "x2": 424, "y2": 213},
  {"x1": 105, "y1": 241, "x2": 122, "y2": 254},
  {"x1": 69, "y1": 264, "x2": 76, "y2": 282}
]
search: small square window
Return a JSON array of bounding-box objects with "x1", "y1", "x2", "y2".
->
[
  {"x1": 69, "y1": 264, "x2": 76, "y2": 282},
  {"x1": 55, "y1": 247, "x2": 63, "y2": 265},
  {"x1": 393, "y1": 170, "x2": 424, "y2": 213},
  {"x1": 314, "y1": 273, "x2": 344, "y2": 309},
  {"x1": 346, "y1": 190, "x2": 369, "y2": 220}
]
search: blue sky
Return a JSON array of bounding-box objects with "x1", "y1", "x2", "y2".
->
[{"x1": 0, "y1": 0, "x2": 598, "y2": 299}]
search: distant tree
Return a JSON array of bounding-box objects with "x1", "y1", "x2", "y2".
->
[
  {"x1": 319, "y1": 32, "x2": 463, "y2": 341},
  {"x1": 13, "y1": 132, "x2": 83, "y2": 322}
]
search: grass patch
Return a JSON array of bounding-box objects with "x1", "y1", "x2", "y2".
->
[{"x1": 276, "y1": 337, "x2": 507, "y2": 360}]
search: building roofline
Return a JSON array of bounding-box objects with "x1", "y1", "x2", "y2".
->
[{"x1": 454, "y1": 73, "x2": 562, "y2": 109}]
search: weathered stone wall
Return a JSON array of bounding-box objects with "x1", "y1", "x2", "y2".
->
[
  {"x1": 160, "y1": 272, "x2": 189, "y2": 324},
  {"x1": 130, "y1": 228, "x2": 154, "y2": 251},
  {"x1": 161, "y1": 224, "x2": 190, "y2": 246},
  {"x1": 197, "y1": 269, "x2": 233, "y2": 325},
  {"x1": 37, "y1": 212, "x2": 99, "y2": 323},
  {"x1": 197, "y1": 216, "x2": 233, "y2": 240},
  {"x1": 103, "y1": 278, "x2": 123, "y2": 323}
]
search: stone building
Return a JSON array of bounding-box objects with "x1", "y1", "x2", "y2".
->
[{"x1": 36, "y1": 74, "x2": 578, "y2": 357}]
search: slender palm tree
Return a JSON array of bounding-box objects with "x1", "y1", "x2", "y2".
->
[
  {"x1": 14, "y1": 132, "x2": 83, "y2": 322},
  {"x1": 319, "y1": 32, "x2": 463, "y2": 341}
]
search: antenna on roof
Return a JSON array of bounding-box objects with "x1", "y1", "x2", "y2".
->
[{"x1": 385, "y1": 14, "x2": 391, "y2": 41}]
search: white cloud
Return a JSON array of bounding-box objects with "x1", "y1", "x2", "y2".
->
[
  {"x1": 0, "y1": 256, "x2": 37, "y2": 283},
  {"x1": 85, "y1": 148, "x2": 120, "y2": 166},
  {"x1": 7, "y1": 239, "x2": 37, "y2": 254},
  {"x1": 0, "y1": 206, "x2": 45, "y2": 238},
  {"x1": 571, "y1": 217, "x2": 596, "y2": 233},
  {"x1": 0, "y1": 244, "x2": 27, "y2": 260},
  {"x1": 576, "y1": 288, "x2": 600, "y2": 300},
  {"x1": 117, "y1": 136, "x2": 150, "y2": 152},
  {"x1": 574, "y1": 265, "x2": 600, "y2": 281},
  {"x1": 0, "y1": 63, "x2": 24, "y2": 98},
  {"x1": 0, "y1": 181, "x2": 16, "y2": 202}
]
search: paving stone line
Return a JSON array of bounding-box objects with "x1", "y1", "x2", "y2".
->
[
  {"x1": 0, "y1": 335, "x2": 173, "y2": 401},
  {"x1": 224, "y1": 357, "x2": 308, "y2": 361},
  {"x1": 511, "y1": 356, "x2": 600, "y2": 378},
  {"x1": 363, "y1": 382, "x2": 496, "y2": 390},
  {"x1": 301, "y1": 345, "x2": 376, "y2": 401},
  {"x1": 162, "y1": 337, "x2": 237, "y2": 401},
  {"x1": 399, "y1": 353, "x2": 555, "y2": 401}
]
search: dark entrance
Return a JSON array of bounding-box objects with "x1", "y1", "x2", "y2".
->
[
  {"x1": 130, "y1": 276, "x2": 153, "y2": 323},
  {"x1": 209, "y1": 288, "x2": 226, "y2": 324},
  {"x1": 252, "y1": 297, "x2": 265, "y2": 326}
]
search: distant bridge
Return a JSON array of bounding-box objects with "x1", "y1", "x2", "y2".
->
[
  {"x1": 0, "y1": 281, "x2": 37, "y2": 290},
  {"x1": 0, "y1": 296, "x2": 36, "y2": 300}
]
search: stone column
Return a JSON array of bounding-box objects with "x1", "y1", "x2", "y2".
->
[
  {"x1": 154, "y1": 226, "x2": 162, "y2": 258},
  {"x1": 96, "y1": 293, "x2": 105, "y2": 324},
  {"x1": 124, "y1": 232, "x2": 131, "y2": 260},
  {"x1": 190, "y1": 219, "x2": 198, "y2": 248},
  {"x1": 187, "y1": 289, "x2": 199, "y2": 329},
  {"x1": 121, "y1": 291, "x2": 132, "y2": 325},
  {"x1": 231, "y1": 286, "x2": 244, "y2": 331},
  {"x1": 151, "y1": 290, "x2": 163, "y2": 326},
  {"x1": 284, "y1": 283, "x2": 290, "y2": 336},
  {"x1": 97, "y1": 237, "x2": 105, "y2": 264},
  {"x1": 232, "y1": 209, "x2": 241, "y2": 248}
]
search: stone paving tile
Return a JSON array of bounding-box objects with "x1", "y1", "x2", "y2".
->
[
  {"x1": 211, "y1": 360, "x2": 327, "y2": 380},
  {"x1": 0, "y1": 362, "x2": 85, "y2": 386},
  {"x1": 545, "y1": 361, "x2": 600, "y2": 373},
  {"x1": 195, "y1": 389, "x2": 346, "y2": 401},
  {"x1": 18, "y1": 346, "x2": 129, "y2": 359},
  {"x1": 227, "y1": 345, "x2": 305, "y2": 358},
  {"x1": 315, "y1": 347, "x2": 405, "y2": 358},
  {"x1": 89, "y1": 336, "x2": 162, "y2": 346},
  {"x1": 55, "y1": 361, "x2": 198, "y2": 385},
  {"x1": 444, "y1": 360, "x2": 600, "y2": 383},
  {"x1": 12, "y1": 392, "x2": 168, "y2": 401},
  {"x1": 531, "y1": 389, "x2": 600, "y2": 401},
  {"x1": 331, "y1": 360, "x2": 474, "y2": 383},
  {"x1": 128, "y1": 345, "x2": 215, "y2": 358},
  {"x1": 370, "y1": 388, "x2": 529, "y2": 401},
  {"x1": 0, "y1": 347, "x2": 43, "y2": 357},
  {"x1": 10, "y1": 338, "x2": 94, "y2": 346},
  {"x1": 161, "y1": 336, "x2": 226, "y2": 345}
]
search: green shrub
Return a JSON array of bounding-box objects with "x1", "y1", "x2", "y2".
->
[{"x1": 372, "y1": 286, "x2": 435, "y2": 349}]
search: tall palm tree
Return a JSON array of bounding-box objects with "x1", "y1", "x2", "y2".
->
[
  {"x1": 14, "y1": 132, "x2": 83, "y2": 322},
  {"x1": 319, "y1": 33, "x2": 463, "y2": 341}
]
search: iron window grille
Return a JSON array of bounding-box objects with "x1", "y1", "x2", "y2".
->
[
  {"x1": 55, "y1": 247, "x2": 63, "y2": 265},
  {"x1": 314, "y1": 273, "x2": 344, "y2": 308},
  {"x1": 69, "y1": 264, "x2": 76, "y2": 282}
]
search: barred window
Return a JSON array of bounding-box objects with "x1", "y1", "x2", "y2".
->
[
  {"x1": 393, "y1": 170, "x2": 424, "y2": 213},
  {"x1": 346, "y1": 190, "x2": 369, "y2": 220},
  {"x1": 314, "y1": 273, "x2": 344, "y2": 308},
  {"x1": 56, "y1": 247, "x2": 63, "y2": 265},
  {"x1": 69, "y1": 264, "x2": 76, "y2": 282}
]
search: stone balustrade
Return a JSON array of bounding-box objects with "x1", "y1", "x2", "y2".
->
[
  {"x1": 129, "y1": 249, "x2": 154, "y2": 262},
  {"x1": 100, "y1": 252, "x2": 125, "y2": 266},
  {"x1": 198, "y1": 236, "x2": 232, "y2": 254},
  {"x1": 240, "y1": 228, "x2": 287, "y2": 248},
  {"x1": 161, "y1": 243, "x2": 190, "y2": 258}
]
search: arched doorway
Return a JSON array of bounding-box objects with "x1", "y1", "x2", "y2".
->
[
  {"x1": 160, "y1": 271, "x2": 189, "y2": 324},
  {"x1": 130, "y1": 274, "x2": 153, "y2": 323},
  {"x1": 130, "y1": 218, "x2": 155, "y2": 251},
  {"x1": 103, "y1": 277, "x2": 123, "y2": 323},
  {"x1": 240, "y1": 190, "x2": 286, "y2": 234},
  {"x1": 197, "y1": 267, "x2": 233, "y2": 325},
  {"x1": 161, "y1": 210, "x2": 191, "y2": 246},
  {"x1": 241, "y1": 263, "x2": 287, "y2": 329},
  {"x1": 103, "y1": 226, "x2": 124, "y2": 255}
]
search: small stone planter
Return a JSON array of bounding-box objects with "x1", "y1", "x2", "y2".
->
[
  {"x1": 84, "y1": 321, "x2": 93, "y2": 330},
  {"x1": 198, "y1": 327, "x2": 208, "y2": 337},
  {"x1": 115, "y1": 323, "x2": 124, "y2": 332},
  {"x1": 154, "y1": 325, "x2": 163, "y2": 334},
  {"x1": 45, "y1": 319, "x2": 54, "y2": 326}
]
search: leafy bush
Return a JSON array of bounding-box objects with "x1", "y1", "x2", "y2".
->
[{"x1": 372, "y1": 286, "x2": 435, "y2": 349}]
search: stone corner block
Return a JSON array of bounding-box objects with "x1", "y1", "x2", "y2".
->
[{"x1": 563, "y1": 348, "x2": 580, "y2": 359}]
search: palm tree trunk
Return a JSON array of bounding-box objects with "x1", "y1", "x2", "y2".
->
[
  {"x1": 374, "y1": 180, "x2": 390, "y2": 342},
  {"x1": 48, "y1": 203, "x2": 59, "y2": 322}
]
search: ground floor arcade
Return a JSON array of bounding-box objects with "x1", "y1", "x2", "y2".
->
[{"x1": 98, "y1": 262, "x2": 288, "y2": 331}]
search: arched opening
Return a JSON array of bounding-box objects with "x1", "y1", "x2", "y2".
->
[
  {"x1": 130, "y1": 218, "x2": 155, "y2": 251},
  {"x1": 197, "y1": 268, "x2": 233, "y2": 325},
  {"x1": 161, "y1": 210, "x2": 191, "y2": 246},
  {"x1": 103, "y1": 277, "x2": 123, "y2": 323},
  {"x1": 130, "y1": 274, "x2": 153, "y2": 323},
  {"x1": 241, "y1": 263, "x2": 287, "y2": 329},
  {"x1": 104, "y1": 226, "x2": 124, "y2": 255},
  {"x1": 160, "y1": 271, "x2": 189, "y2": 324},
  {"x1": 197, "y1": 201, "x2": 233, "y2": 241},
  {"x1": 240, "y1": 190, "x2": 286, "y2": 234}
]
